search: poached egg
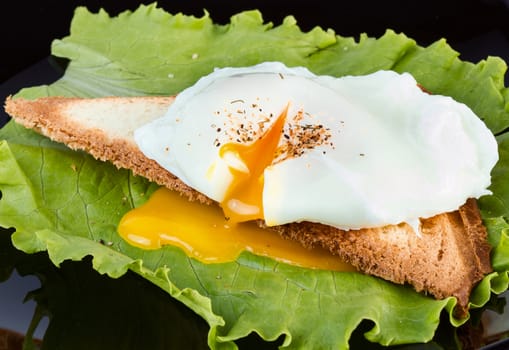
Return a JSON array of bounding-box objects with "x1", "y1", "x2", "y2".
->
[{"x1": 134, "y1": 62, "x2": 498, "y2": 231}]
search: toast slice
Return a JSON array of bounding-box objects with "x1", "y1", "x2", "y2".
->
[{"x1": 4, "y1": 95, "x2": 493, "y2": 316}]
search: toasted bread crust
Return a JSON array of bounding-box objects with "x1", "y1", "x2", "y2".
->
[
  {"x1": 265, "y1": 198, "x2": 492, "y2": 316},
  {"x1": 5, "y1": 95, "x2": 212, "y2": 204},
  {"x1": 4, "y1": 95, "x2": 493, "y2": 315}
]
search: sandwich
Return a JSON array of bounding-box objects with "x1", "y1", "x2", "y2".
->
[
  {"x1": 1, "y1": 4, "x2": 508, "y2": 349},
  {"x1": 3, "y1": 65, "x2": 497, "y2": 314}
]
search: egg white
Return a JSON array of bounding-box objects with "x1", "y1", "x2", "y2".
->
[{"x1": 135, "y1": 62, "x2": 498, "y2": 230}]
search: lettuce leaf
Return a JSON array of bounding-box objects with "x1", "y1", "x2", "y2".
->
[
  {"x1": 1, "y1": 4, "x2": 509, "y2": 349},
  {"x1": 0, "y1": 231, "x2": 212, "y2": 350}
]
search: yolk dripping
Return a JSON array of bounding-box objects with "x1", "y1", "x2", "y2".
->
[
  {"x1": 118, "y1": 187, "x2": 355, "y2": 272},
  {"x1": 219, "y1": 104, "x2": 289, "y2": 223}
]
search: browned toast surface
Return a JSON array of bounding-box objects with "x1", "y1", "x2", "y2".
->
[
  {"x1": 5, "y1": 95, "x2": 212, "y2": 204},
  {"x1": 4, "y1": 95, "x2": 493, "y2": 315},
  {"x1": 267, "y1": 198, "x2": 492, "y2": 316}
]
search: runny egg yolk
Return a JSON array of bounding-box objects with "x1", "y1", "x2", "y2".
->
[
  {"x1": 117, "y1": 187, "x2": 355, "y2": 272},
  {"x1": 219, "y1": 104, "x2": 289, "y2": 223}
]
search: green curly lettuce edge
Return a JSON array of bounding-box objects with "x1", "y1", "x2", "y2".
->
[{"x1": 1, "y1": 4, "x2": 508, "y2": 349}]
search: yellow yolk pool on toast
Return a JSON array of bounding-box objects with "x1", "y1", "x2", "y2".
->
[{"x1": 118, "y1": 187, "x2": 355, "y2": 271}]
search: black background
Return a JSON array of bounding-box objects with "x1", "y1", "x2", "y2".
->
[{"x1": 2, "y1": 0, "x2": 509, "y2": 83}]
